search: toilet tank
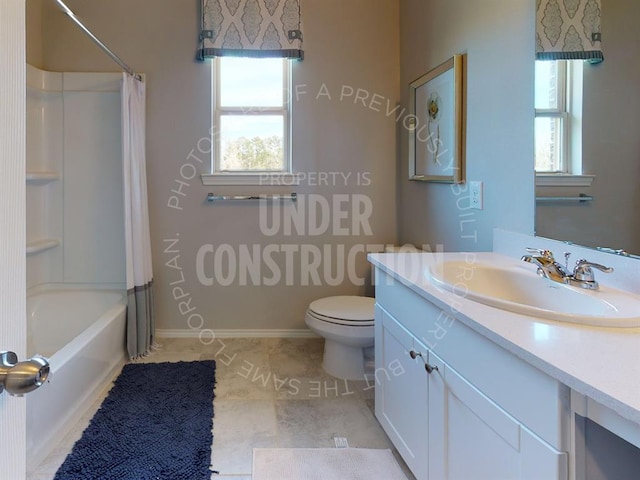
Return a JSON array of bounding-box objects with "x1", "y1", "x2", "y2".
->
[
  {"x1": 371, "y1": 244, "x2": 422, "y2": 284},
  {"x1": 384, "y1": 244, "x2": 422, "y2": 253}
]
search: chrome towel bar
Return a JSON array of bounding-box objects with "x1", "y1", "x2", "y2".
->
[
  {"x1": 207, "y1": 192, "x2": 297, "y2": 202},
  {"x1": 536, "y1": 194, "x2": 593, "y2": 203}
]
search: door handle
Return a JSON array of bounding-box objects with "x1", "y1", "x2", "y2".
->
[
  {"x1": 0, "y1": 351, "x2": 50, "y2": 396},
  {"x1": 424, "y1": 363, "x2": 438, "y2": 374},
  {"x1": 409, "y1": 349, "x2": 439, "y2": 374}
]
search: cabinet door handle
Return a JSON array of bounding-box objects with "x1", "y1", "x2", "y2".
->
[
  {"x1": 410, "y1": 350, "x2": 439, "y2": 374},
  {"x1": 425, "y1": 363, "x2": 438, "y2": 374}
]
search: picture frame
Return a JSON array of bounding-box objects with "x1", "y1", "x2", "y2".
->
[{"x1": 408, "y1": 54, "x2": 465, "y2": 183}]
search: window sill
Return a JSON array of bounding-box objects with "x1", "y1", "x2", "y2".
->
[
  {"x1": 535, "y1": 174, "x2": 595, "y2": 187},
  {"x1": 200, "y1": 173, "x2": 300, "y2": 186}
]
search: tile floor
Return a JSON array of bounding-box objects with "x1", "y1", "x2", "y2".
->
[{"x1": 28, "y1": 337, "x2": 415, "y2": 480}]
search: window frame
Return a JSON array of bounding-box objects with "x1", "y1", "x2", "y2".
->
[
  {"x1": 204, "y1": 57, "x2": 295, "y2": 185},
  {"x1": 535, "y1": 60, "x2": 570, "y2": 174},
  {"x1": 534, "y1": 60, "x2": 593, "y2": 187}
]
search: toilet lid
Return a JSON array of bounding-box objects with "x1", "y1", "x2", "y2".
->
[{"x1": 308, "y1": 296, "x2": 375, "y2": 322}]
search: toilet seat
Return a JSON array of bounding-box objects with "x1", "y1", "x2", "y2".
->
[{"x1": 307, "y1": 296, "x2": 375, "y2": 327}]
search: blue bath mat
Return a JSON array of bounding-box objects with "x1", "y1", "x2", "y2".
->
[{"x1": 54, "y1": 360, "x2": 216, "y2": 480}]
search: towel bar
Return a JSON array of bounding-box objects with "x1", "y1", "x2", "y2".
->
[
  {"x1": 207, "y1": 192, "x2": 297, "y2": 202},
  {"x1": 536, "y1": 194, "x2": 593, "y2": 203}
]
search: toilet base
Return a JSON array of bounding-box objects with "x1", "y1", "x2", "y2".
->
[{"x1": 322, "y1": 339, "x2": 368, "y2": 381}]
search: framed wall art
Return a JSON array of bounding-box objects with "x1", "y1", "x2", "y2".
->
[{"x1": 408, "y1": 54, "x2": 465, "y2": 183}]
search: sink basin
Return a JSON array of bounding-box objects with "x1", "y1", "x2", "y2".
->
[{"x1": 426, "y1": 258, "x2": 640, "y2": 327}]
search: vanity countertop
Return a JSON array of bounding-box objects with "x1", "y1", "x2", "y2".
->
[{"x1": 368, "y1": 251, "x2": 640, "y2": 427}]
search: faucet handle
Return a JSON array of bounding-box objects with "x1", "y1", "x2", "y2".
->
[
  {"x1": 573, "y1": 259, "x2": 614, "y2": 282},
  {"x1": 525, "y1": 247, "x2": 554, "y2": 260}
]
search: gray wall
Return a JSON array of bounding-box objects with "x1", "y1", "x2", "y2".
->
[
  {"x1": 535, "y1": 0, "x2": 640, "y2": 255},
  {"x1": 26, "y1": 0, "x2": 43, "y2": 69},
  {"x1": 398, "y1": 0, "x2": 535, "y2": 252},
  {"x1": 33, "y1": 0, "x2": 399, "y2": 331}
]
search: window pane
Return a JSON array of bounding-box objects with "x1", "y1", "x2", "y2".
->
[
  {"x1": 219, "y1": 115, "x2": 285, "y2": 171},
  {"x1": 535, "y1": 61, "x2": 559, "y2": 110},
  {"x1": 535, "y1": 117, "x2": 563, "y2": 172},
  {"x1": 219, "y1": 58, "x2": 284, "y2": 107}
]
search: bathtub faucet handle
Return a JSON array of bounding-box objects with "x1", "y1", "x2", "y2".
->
[{"x1": 0, "y1": 351, "x2": 50, "y2": 396}]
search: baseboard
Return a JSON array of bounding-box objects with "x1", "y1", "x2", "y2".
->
[{"x1": 156, "y1": 328, "x2": 319, "y2": 339}]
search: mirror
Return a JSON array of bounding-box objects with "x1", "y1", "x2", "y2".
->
[{"x1": 534, "y1": 0, "x2": 640, "y2": 257}]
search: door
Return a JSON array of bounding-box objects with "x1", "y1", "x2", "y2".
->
[
  {"x1": 0, "y1": 1, "x2": 27, "y2": 478},
  {"x1": 375, "y1": 306, "x2": 429, "y2": 480},
  {"x1": 428, "y1": 350, "x2": 567, "y2": 480}
]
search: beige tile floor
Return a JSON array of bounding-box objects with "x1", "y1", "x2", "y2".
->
[{"x1": 28, "y1": 337, "x2": 414, "y2": 480}]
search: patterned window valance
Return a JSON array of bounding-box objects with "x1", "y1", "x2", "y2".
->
[
  {"x1": 197, "y1": 0, "x2": 303, "y2": 60},
  {"x1": 536, "y1": 0, "x2": 603, "y2": 63}
]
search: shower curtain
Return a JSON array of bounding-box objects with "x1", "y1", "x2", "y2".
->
[{"x1": 122, "y1": 74, "x2": 155, "y2": 358}]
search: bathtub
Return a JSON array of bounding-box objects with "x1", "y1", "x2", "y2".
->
[{"x1": 26, "y1": 285, "x2": 127, "y2": 469}]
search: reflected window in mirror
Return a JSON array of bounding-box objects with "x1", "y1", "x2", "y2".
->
[{"x1": 534, "y1": 60, "x2": 584, "y2": 174}]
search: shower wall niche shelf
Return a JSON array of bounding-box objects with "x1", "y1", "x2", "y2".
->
[
  {"x1": 26, "y1": 172, "x2": 60, "y2": 184},
  {"x1": 26, "y1": 239, "x2": 60, "y2": 256}
]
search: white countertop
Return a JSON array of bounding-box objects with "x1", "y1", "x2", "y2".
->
[{"x1": 368, "y1": 251, "x2": 640, "y2": 427}]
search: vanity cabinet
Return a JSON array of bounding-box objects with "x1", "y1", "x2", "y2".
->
[{"x1": 374, "y1": 269, "x2": 569, "y2": 480}]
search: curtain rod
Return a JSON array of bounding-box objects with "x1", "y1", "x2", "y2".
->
[{"x1": 53, "y1": 0, "x2": 142, "y2": 82}]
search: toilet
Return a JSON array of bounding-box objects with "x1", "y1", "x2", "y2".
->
[
  {"x1": 305, "y1": 295, "x2": 375, "y2": 380},
  {"x1": 305, "y1": 244, "x2": 422, "y2": 380}
]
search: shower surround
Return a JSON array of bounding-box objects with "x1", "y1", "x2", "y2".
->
[{"x1": 25, "y1": 64, "x2": 127, "y2": 469}]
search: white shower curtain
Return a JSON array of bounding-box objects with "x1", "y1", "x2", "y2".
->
[{"x1": 122, "y1": 74, "x2": 155, "y2": 358}]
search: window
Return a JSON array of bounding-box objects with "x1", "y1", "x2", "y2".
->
[
  {"x1": 534, "y1": 60, "x2": 583, "y2": 175},
  {"x1": 212, "y1": 57, "x2": 291, "y2": 175}
]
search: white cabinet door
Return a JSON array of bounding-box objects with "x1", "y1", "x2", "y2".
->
[
  {"x1": 428, "y1": 350, "x2": 567, "y2": 480},
  {"x1": 375, "y1": 305, "x2": 429, "y2": 480}
]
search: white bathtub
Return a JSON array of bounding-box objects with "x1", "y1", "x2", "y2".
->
[{"x1": 26, "y1": 285, "x2": 127, "y2": 470}]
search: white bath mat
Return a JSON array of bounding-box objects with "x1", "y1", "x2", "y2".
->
[{"x1": 252, "y1": 448, "x2": 409, "y2": 480}]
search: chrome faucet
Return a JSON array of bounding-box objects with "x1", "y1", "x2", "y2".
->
[
  {"x1": 570, "y1": 259, "x2": 614, "y2": 290},
  {"x1": 521, "y1": 248, "x2": 613, "y2": 290},
  {"x1": 521, "y1": 248, "x2": 569, "y2": 283}
]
